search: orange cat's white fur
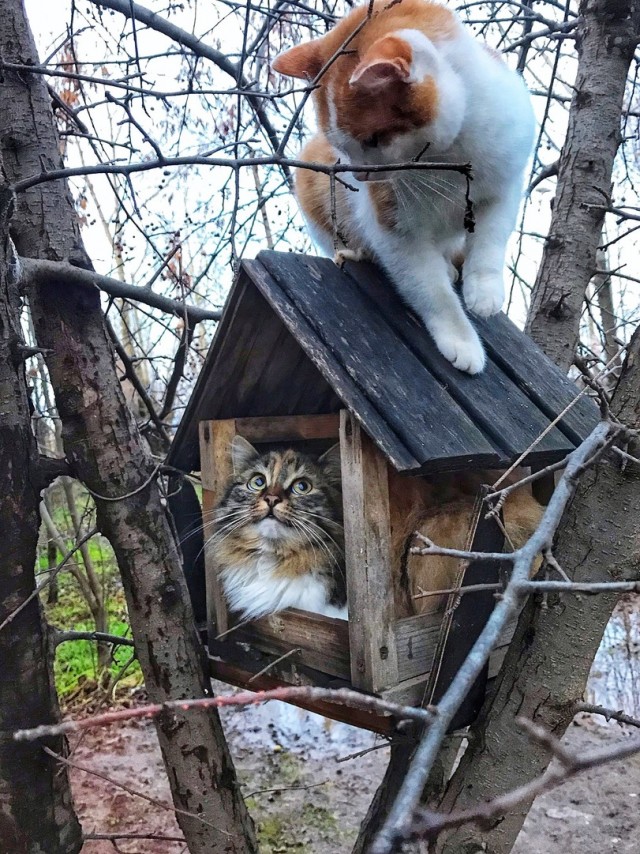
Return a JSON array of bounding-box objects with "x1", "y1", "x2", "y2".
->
[{"x1": 273, "y1": 0, "x2": 535, "y2": 374}]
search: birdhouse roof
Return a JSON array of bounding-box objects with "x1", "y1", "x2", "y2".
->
[{"x1": 169, "y1": 251, "x2": 598, "y2": 475}]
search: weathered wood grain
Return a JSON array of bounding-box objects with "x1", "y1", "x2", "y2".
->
[
  {"x1": 234, "y1": 413, "x2": 340, "y2": 443},
  {"x1": 341, "y1": 412, "x2": 400, "y2": 692},
  {"x1": 233, "y1": 608, "x2": 350, "y2": 680},
  {"x1": 474, "y1": 311, "x2": 600, "y2": 445},
  {"x1": 344, "y1": 261, "x2": 572, "y2": 464},
  {"x1": 199, "y1": 419, "x2": 236, "y2": 639},
  {"x1": 258, "y1": 252, "x2": 501, "y2": 472}
]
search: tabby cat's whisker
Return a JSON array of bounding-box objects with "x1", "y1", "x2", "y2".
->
[
  {"x1": 298, "y1": 513, "x2": 344, "y2": 554},
  {"x1": 294, "y1": 516, "x2": 344, "y2": 581}
]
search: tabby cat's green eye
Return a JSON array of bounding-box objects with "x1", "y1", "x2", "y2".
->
[
  {"x1": 247, "y1": 474, "x2": 266, "y2": 491},
  {"x1": 291, "y1": 478, "x2": 312, "y2": 495}
]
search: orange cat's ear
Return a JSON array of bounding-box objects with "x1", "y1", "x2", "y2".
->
[
  {"x1": 272, "y1": 41, "x2": 323, "y2": 80},
  {"x1": 349, "y1": 36, "x2": 412, "y2": 93},
  {"x1": 350, "y1": 57, "x2": 410, "y2": 91}
]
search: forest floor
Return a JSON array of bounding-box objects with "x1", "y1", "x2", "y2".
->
[{"x1": 74, "y1": 686, "x2": 640, "y2": 854}]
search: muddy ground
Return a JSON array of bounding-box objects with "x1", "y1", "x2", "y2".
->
[{"x1": 75, "y1": 684, "x2": 640, "y2": 854}]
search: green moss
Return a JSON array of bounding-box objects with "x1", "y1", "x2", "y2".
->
[
  {"x1": 43, "y1": 553, "x2": 142, "y2": 700},
  {"x1": 274, "y1": 751, "x2": 302, "y2": 786},
  {"x1": 299, "y1": 804, "x2": 338, "y2": 832}
]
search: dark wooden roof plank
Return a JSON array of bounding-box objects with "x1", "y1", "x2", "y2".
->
[
  {"x1": 256, "y1": 252, "x2": 502, "y2": 471},
  {"x1": 343, "y1": 260, "x2": 572, "y2": 463},
  {"x1": 245, "y1": 259, "x2": 421, "y2": 472},
  {"x1": 474, "y1": 313, "x2": 600, "y2": 446}
]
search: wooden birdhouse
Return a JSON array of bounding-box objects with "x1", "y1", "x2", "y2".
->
[{"x1": 168, "y1": 251, "x2": 598, "y2": 732}]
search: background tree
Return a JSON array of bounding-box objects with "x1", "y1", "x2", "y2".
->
[{"x1": 0, "y1": 172, "x2": 82, "y2": 851}]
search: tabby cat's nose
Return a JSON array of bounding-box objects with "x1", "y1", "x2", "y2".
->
[{"x1": 264, "y1": 494, "x2": 282, "y2": 508}]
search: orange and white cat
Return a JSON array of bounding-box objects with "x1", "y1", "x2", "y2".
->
[{"x1": 273, "y1": 0, "x2": 535, "y2": 374}]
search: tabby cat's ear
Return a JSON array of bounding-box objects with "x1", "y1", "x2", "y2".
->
[
  {"x1": 318, "y1": 443, "x2": 342, "y2": 485},
  {"x1": 272, "y1": 40, "x2": 323, "y2": 80},
  {"x1": 231, "y1": 435, "x2": 259, "y2": 473}
]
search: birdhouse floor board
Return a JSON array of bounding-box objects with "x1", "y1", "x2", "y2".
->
[
  {"x1": 342, "y1": 261, "x2": 572, "y2": 462},
  {"x1": 225, "y1": 609, "x2": 351, "y2": 681},
  {"x1": 256, "y1": 252, "x2": 502, "y2": 472},
  {"x1": 208, "y1": 607, "x2": 493, "y2": 696},
  {"x1": 394, "y1": 612, "x2": 442, "y2": 682},
  {"x1": 208, "y1": 658, "x2": 397, "y2": 735}
]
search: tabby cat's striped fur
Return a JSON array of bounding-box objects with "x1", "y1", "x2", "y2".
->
[{"x1": 209, "y1": 437, "x2": 346, "y2": 621}]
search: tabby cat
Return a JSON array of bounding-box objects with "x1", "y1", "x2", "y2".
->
[
  {"x1": 273, "y1": 0, "x2": 535, "y2": 374},
  {"x1": 209, "y1": 437, "x2": 347, "y2": 621}
]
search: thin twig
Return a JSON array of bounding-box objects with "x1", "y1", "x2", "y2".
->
[
  {"x1": 574, "y1": 702, "x2": 640, "y2": 728},
  {"x1": 44, "y1": 747, "x2": 228, "y2": 835},
  {"x1": 408, "y1": 718, "x2": 640, "y2": 843},
  {"x1": 0, "y1": 528, "x2": 98, "y2": 634},
  {"x1": 14, "y1": 686, "x2": 435, "y2": 742}
]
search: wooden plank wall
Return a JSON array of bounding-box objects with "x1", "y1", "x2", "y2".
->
[{"x1": 340, "y1": 411, "x2": 400, "y2": 693}]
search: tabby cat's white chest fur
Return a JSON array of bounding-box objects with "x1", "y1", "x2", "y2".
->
[{"x1": 220, "y1": 551, "x2": 347, "y2": 621}]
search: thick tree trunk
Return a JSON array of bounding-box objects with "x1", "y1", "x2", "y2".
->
[
  {"x1": 0, "y1": 182, "x2": 82, "y2": 851},
  {"x1": 433, "y1": 330, "x2": 640, "y2": 853},
  {"x1": 525, "y1": 0, "x2": 640, "y2": 371},
  {"x1": 0, "y1": 3, "x2": 257, "y2": 851}
]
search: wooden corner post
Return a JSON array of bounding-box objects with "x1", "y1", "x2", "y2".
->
[
  {"x1": 340, "y1": 410, "x2": 399, "y2": 693},
  {"x1": 199, "y1": 419, "x2": 236, "y2": 643}
]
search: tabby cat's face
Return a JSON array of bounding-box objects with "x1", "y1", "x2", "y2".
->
[{"x1": 215, "y1": 438, "x2": 342, "y2": 547}]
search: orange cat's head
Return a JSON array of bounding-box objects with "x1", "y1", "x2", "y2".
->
[{"x1": 272, "y1": 0, "x2": 466, "y2": 179}]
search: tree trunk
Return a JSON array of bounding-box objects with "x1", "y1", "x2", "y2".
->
[
  {"x1": 433, "y1": 328, "x2": 640, "y2": 854},
  {"x1": 0, "y1": 2, "x2": 257, "y2": 851},
  {"x1": 525, "y1": 0, "x2": 640, "y2": 371},
  {"x1": 0, "y1": 179, "x2": 82, "y2": 851}
]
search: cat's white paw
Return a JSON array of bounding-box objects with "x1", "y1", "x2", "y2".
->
[
  {"x1": 463, "y1": 271, "x2": 504, "y2": 317},
  {"x1": 433, "y1": 328, "x2": 486, "y2": 375},
  {"x1": 333, "y1": 247, "x2": 366, "y2": 267}
]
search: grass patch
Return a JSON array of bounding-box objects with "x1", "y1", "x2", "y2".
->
[{"x1": 42, "y1": 540, "x2": 142, "y2": 701}]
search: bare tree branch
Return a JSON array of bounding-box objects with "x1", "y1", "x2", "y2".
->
[{"x1": 19, "y1": 257, "x2": 221, "y2": 323}]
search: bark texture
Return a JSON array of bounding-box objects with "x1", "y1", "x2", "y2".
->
[
  {"x1": 0, "y1": 2, "x2": 257, "y2": 851},
  {"x1": 433, "y1": 327, "x2": 640, "y2": 853},
  {"x1": 0, "y1": 182, "x2": 82, "y2": 851},
  {"x1": 525, "y1": 0, "x2": 640, "y2": 371}
]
